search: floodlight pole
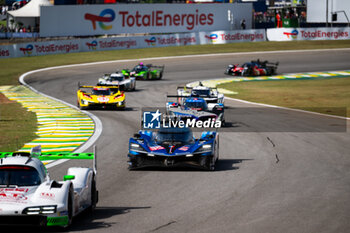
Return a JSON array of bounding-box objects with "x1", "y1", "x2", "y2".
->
[{"x1": 326, "y1": 0, "x2": 329, "y2": 27}]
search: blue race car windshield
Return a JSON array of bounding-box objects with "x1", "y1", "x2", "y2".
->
[
  {"x1": 0, "y1": 166, "x2": 42, "y2": 187},
  {"x1": 155, "y1": 128, "x2": 193, "y2": 143},
  {"x1": 184, "y1": 101, "x2": 208, "y2": 110}
]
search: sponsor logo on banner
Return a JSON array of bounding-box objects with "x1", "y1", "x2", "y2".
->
[
  {"x1": 299, "y1": 30, "x2": 349, "y2": 39},
  {"x1": 85, "y1": 9, "x2": 116, "y2": 30},
  {"x1": 0, "y1": 48, "x2": 10, "y2": 57},
  {"x1": 145, "y1": 36, "x2": 195, "y2": 46},
  {"x1": 283, "y1": 29, "x2": 298, "y2": 39},
  {"x1": 118, "y1": 10, "x2": 214, "y2": 30},
  {"x1": 98, "y1": 39, "x2": 137, "y2": 49},
  {"x1": 19, "y1": 44, "x2": 34, "y2": 55},
  {"x1": 205, "y1": 34, "x2": 218, "y2": 42},
  {"x1": 267, "y1": 28, "x2": 350, "y2": 41},
  {"x1": 86, "y1": 40, "x2": 98, "y2": 50},
  {"x1": 34, "y1": 43, "x2": 79, "y2": 54},
  {"x1": 145, "y1": 37, "x2": 157, "y2": 46},
  {"x1": 220, "y1": 32, "x2": 264, "y2": 41}
]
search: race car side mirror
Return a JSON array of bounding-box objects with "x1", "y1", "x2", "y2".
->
[
  {"x1": 63, "y1": 175, "x2": 75, "y2": 181},
  {"x1": 133, "y1": 133, "x2": 141, "y2": 138}
]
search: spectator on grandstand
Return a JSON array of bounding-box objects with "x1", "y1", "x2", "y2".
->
[
  {"x1": 276, "y1": 11, "x2": 282, "y2": 28},
  {"x1": 240, "y1": 19, "x2": 246, "y2": 30}
]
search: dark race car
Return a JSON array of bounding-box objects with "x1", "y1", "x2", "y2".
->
[
  {"x1": 128, "y1": 127, "x2": 219, "y2": 170},
  {"x1": 225, "y1": 59, "x2": 279, "y2": 76},
  {"x1": 122, "y1": 62, "x2": 164, "y2": 80}
]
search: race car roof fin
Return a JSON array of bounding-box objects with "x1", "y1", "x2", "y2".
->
[
  {"x1": 31, "y1": 145, "x2": 42, "y2": 157},
  {"x1": 93, "y1": 145, "x2": 97, "y2": 175}
]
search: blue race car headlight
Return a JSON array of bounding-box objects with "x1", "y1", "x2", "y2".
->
[
  {"x1": 130, "y1": 143, "x2": 145, "y2": 152},
  {"x1": 196, "y1": 144, "x2": 212, "y2": 153}
]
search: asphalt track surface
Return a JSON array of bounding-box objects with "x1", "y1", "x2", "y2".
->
[{"x1": 11, "y1": 49, "x2": 350, "y2": 233}]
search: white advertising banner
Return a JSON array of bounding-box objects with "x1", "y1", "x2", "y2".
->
[
  {"x1": 0, "y1": 29, "x2": 264, "y2": 59},
  {"x1": 12, "y1": 40, "x2": 80, "y2": 57},
  {"x1": 80, "y1": 33, "x2": 199, "y2": 52},
  {"x1": 267, "y1": 27, "x2": 350, "y2": 41},
  {"x1": 0, "y1": 45, "x2": 14, "y2": 59},
  {"x1": 40, "y1": 3, "x2": 252, "y2": 37},
  {"x1": 141, "y1": 33, "x2": 199, "y2": 48},
  {"x1": 80, "y1": 37, "x2": 143, "y2": 52},
  {"x1": 199, "y1": 29, "x2": 266, "y2": 44}
]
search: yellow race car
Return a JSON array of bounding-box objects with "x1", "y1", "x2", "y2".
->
[{"x1": 77, "y1": 84, "x2": 125, "y2": 110}]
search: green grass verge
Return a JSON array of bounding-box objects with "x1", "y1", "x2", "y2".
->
[
  {"x1": 1, "y1": 40, "x2": 350, "y2": 151},
  {"x1": 218, "y1": 77, "x2": 350, "y2": 117},
  {"x1": 0, "y1": 96, "x2": 37, "y2": 151}
]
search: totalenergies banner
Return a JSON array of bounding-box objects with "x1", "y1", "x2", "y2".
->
[
  {"x1": 0, "y1": 45, "x2": 14, "y2": 59},
  {"x1": 267, "y1": 27, "x2": 350, "y2": 41},
  {"x1": 199, "y1": 29, "x2": 266, "y2": 44},
  {"x1": 0, "y1": 29, "x2": 265, "y2": 58},
  {"x1": 13, "y1": 40, "x2": 80, "y2": 57},
  {"x1": 81, "y1": 33, "x2": 199, "y2": 52},
  {"x1": 40, "y1": 4, "x2": 252, "y2": 37}
]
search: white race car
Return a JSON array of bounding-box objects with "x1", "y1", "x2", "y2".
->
[
  {"x1": 98, "y1": 72, "x2": 136, "y2": 91},
  {"x1": 0, "y1": 146, "x2": 98, "y2": 228},
  {"x1": 177, "y1": 83, "x2": 225, "y2": 105}
]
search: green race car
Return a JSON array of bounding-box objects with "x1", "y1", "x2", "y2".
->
[{"x1": 122, "y1": 63, "x2": 164, "y2": 80}]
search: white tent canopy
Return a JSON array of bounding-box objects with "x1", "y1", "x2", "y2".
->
[{"x1": 7, "y1": 0, "x2": 52, "y2": 18}]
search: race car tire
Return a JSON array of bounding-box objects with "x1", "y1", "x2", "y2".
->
[
  {"x1": 158, "y1": 72, "x2": 163, "y2": 80},
  {"x1": 208, "y1": 156, "x2": 216, "y2": 171},
  {"x1": 200, "y1": 156, "x2": 215, "y2": 171},
  {"x1": 65, "y1": 185, "x2": 74, "y2": 228},
  {"x1": 128, "y1": 159, "x2": 138, "y2": 170},
  {"x1": 215, "y1": 139, "x2": 219, "y2": 163},
  {"x1": 78, "y1": 101, "x2": 88, "y2": 110},
  {"x1": 246, "y1": 68, "x2": 253, "y2": 77},
  {"x1": 128, "y1": 163, "x2": 137, "y2": 170},
  {"x1": 221, "y1": 119, "x2": 226, "y2": 127},
  {"x1": 88, "y1": 176, "x2": 98, "y2": 212}
]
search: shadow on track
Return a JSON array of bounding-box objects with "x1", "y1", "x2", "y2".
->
[
  {"x1": 129, "y1": 159, "x2": 252, "y2": 172},
  {"x1": 215, "y1": 159, "x2": 253, "y2": 171},
  {"x1": 86, "y1": 107, "x2": 137, "y2": 112},
  {"x1": 68, "y1": 206, "x2": 151, "y2": 232},
  {"x1": 1, "y1": 206, "x2": 150, "y2": 233}
]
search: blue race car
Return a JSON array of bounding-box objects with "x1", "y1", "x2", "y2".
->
[{"x1": 128, "y1": 127, "x2": 219, "y2": 170}]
